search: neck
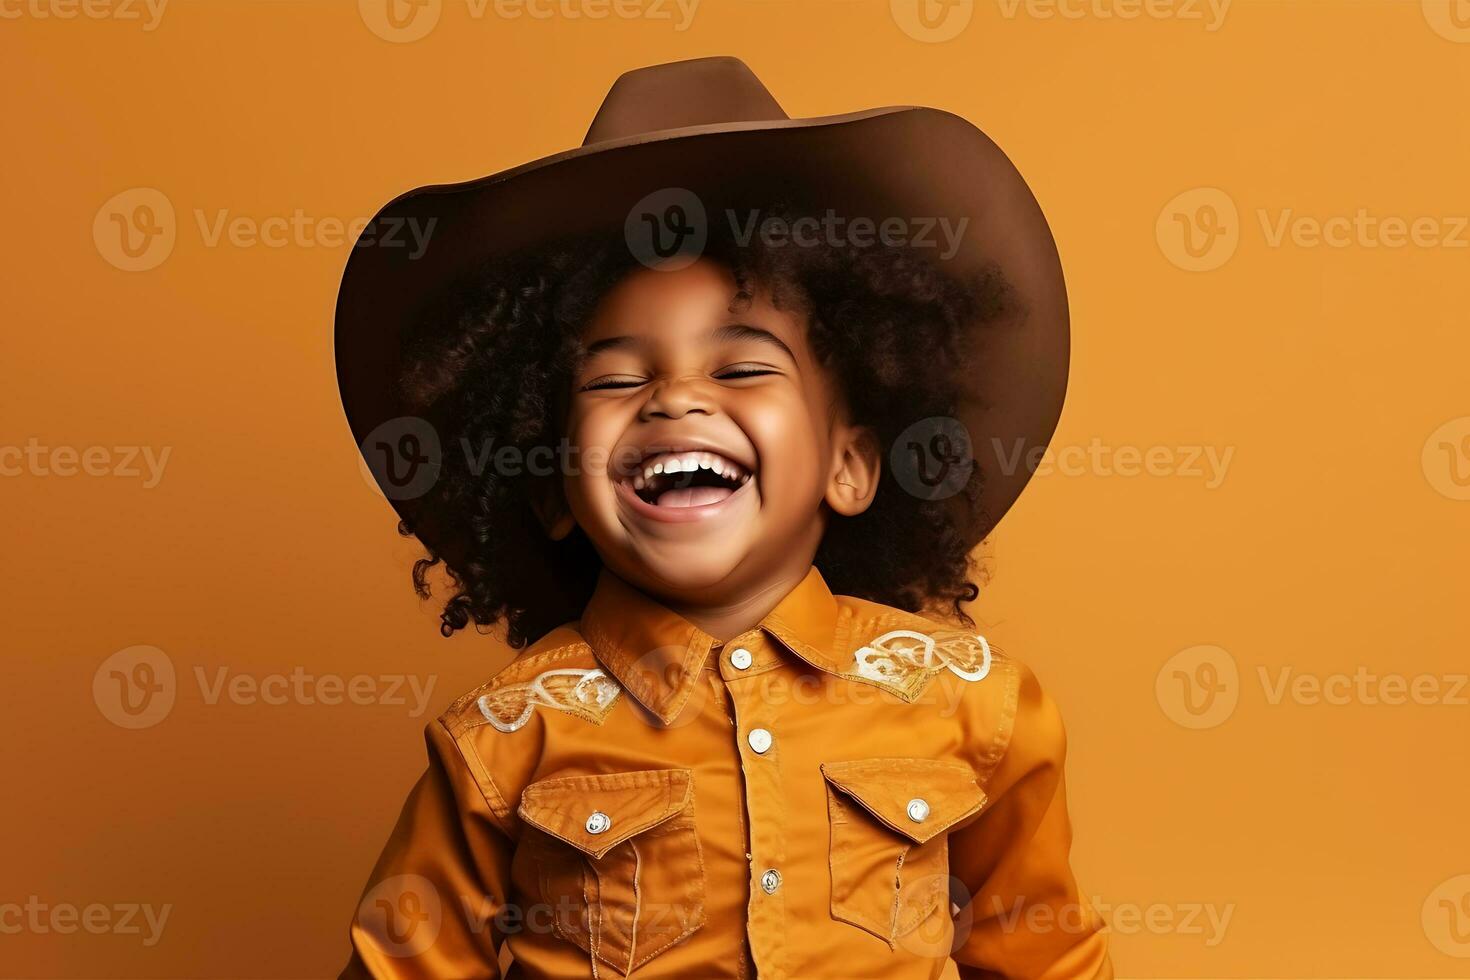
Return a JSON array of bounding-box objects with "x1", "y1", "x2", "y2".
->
[{"x1": 662, "y1": 562, "x2": 814, "y2": 643}]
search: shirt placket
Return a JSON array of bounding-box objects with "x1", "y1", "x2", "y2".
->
[{"x1": 714, "y1": 629, "x2": 788, "y2": 979}]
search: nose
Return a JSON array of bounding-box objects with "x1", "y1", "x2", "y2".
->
[{"x1": 640, "y1": 376, "x2": 717, "y2": 421}]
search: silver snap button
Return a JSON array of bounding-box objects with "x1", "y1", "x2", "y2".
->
[
  {"x1": 747, "y1": 728, "x2": 773, "y2": 754},
  {"x1": 730, "y1": 647, "x2": 753, "y2": 670},
  {"x1": 906, "y1": 798, "x2": 930, "y2": 822},
  {"x1": 760, "y1": 868, "x2": 782, "y2": 894},
  {"x1": 585, "y1": 811, "x2": 612, "y2": 835}
]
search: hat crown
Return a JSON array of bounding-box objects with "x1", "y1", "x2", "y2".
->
[{"x1": 583, "y1": 56, "x2": 788, "y2": 145}]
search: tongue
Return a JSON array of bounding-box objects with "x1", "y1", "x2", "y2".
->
[{"x1": 655, "y1": 485, "x2": 734, "y2": 508}]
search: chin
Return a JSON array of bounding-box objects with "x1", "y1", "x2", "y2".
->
[{"x1": 625, "y1": 543, "x2": 750, "y2": 597}]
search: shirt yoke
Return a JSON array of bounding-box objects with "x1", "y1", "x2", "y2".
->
[
  {"x1": 437, "y1": 595, "x2": 1033, "y2": 791},
  {"x1": 440, "y1": 624, "x2": 616, "y2": 739}
]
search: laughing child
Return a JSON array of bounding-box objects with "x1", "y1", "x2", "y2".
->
[{"x1": 336, "y1": 57, "x2": 1111, "y2": 979}]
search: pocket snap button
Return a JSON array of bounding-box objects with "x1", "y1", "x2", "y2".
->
[
  {"x1": 906, "y1": 798, "x2": 930, "y2": 822},
  {"x1": 585, "y1": 811, "x2": 612, "y2": 835},
  {"x1": 760, "y1": 868, "x2": 782, "y2": 894}
]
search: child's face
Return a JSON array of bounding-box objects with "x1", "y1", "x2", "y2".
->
[{"x1": 552, "y1": 258, "x2": 878, "y2": 606}]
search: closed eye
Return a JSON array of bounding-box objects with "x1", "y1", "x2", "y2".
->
[
  {"x1": 714, "y1": 364, "x2": 781, "y2": 381},
  {"x1": 579, "y1": 375, "x2": 648, "y2": 391}
]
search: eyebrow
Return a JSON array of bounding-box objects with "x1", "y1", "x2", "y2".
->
[
  {"x1": 581, "y1": 322, "x2": 797, "y2": 363},
  {"x1": 712, "y1": 323, "x2": 797, "y2": 363}
]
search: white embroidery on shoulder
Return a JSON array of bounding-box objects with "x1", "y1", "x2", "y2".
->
[
  {"x1": 848, "y1": 628, "x2": 992, "y2": 698},
  {"x1": 935, "y1": 631, "x2": 992, "y2": 682},
  {"x1": 476, "y1": 667, "x2": 621, "y2": 733}
]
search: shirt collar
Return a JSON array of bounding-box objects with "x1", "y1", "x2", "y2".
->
[{"x1": 579, "y1": 565, "x2": 847, "y2": 726}]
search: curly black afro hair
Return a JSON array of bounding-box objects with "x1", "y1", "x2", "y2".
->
[{"x1": 395, "y1": 206, "x2": 1014, "y2": 646}]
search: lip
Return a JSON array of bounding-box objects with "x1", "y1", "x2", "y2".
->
[{"x1": 614, "y1": 470, "x2": 756, "y2": 524}]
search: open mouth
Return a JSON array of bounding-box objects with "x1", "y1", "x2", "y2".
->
[{"x1": 620, "y1": 450, "x2": 753, "y2": 509}]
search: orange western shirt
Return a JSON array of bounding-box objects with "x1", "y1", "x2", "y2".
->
[{"x1": 342, "y1": 566, "x2": 1112, "y2": 979}]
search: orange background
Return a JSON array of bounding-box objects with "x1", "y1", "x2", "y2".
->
[{"x1": 4, "y1": 1, "x2": 1469, "y2": 976}]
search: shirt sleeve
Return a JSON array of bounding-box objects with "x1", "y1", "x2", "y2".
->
[
  {"x1": 340, "y1": 718, "x2": 514, "y2": 980},
  {"x1": 948, "y1": 663, "x2": 1113, "y2": 979}
]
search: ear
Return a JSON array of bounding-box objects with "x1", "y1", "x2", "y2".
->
[
  {"x1": 825, "y1": 424, "x2": 881, "y2": 517},
  {"x1": 527, "y1": 476, "x2": 577, "y2": 541}
]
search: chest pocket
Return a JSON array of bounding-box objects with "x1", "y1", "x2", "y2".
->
[
  {"x1": 821, "y1": 758, "x2": 986, "y2": 946},
  {"x1": 517, "y1": 768, "x2": 705, "y2": 975}
]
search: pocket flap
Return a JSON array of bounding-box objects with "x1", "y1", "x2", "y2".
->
[
  {"x1": 517, "y1": 768, "x2": 693, "y2": 859},
  {"x1": 821, "y1": 758, "x2": 985, "y2": 845}
]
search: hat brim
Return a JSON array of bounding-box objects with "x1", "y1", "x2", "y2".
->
[{"x1": 335, "y1": 105, "x2": 1068, "y2": 559}]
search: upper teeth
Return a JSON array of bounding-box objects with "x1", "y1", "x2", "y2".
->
[{"x1": 632, "y1": 450, "x2": 751, "y2": 490}]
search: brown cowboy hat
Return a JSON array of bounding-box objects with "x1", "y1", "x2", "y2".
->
[{"x1": 336, "y1": 56, "x2": 1067, "y2": 561}]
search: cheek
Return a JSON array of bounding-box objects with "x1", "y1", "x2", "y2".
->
[
  {"x1": 562, "y1": 404, "x2": 624, "y2": 501},
  {"x1": 737, "y1": 394, "x2": 831, "y2": 499}
]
